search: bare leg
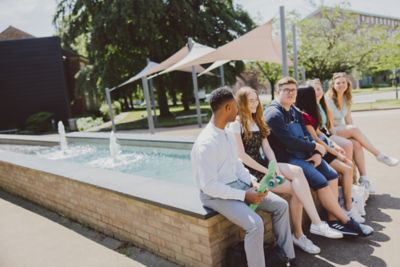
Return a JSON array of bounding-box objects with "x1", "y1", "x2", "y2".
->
[
  {"x1": 330, "y1": 159, "x2": 354, "y2": 210},
  {"x1": 317, "y1": 186, "x2": 349, "y2": 223},
  {"x1": 331, "y1": 134, "x2": 353, "y2": 159},
  {"x1": 274, "y1": 163, "x2": 324, "y2": 237},
  {"x1": 272, "y1": 178, "x2": 304, "y2": 238},
  {"x1": 335, "y1": 125, "x2": 380, "y2": 156},
  {"x1": 351, "y1": 139, "x2": 367, "y2": 176}
]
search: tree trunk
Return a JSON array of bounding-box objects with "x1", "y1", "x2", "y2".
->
[
  {"x1": 170, "y1": 87, "x2": 177, "y2": 106},
  {"x1": 180, "y1": 75, "x2": 191, "y2": 111},
  {"x1": 128, "y1": 93, "x2": 134, "y2": 110},
  {"x1": 156, "y1": 79, "x2": 172, "y2": 117},
  {"x1": 122, "y1": 95, "x2": 129, "y2": 111}
]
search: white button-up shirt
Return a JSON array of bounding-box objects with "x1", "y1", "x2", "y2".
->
[{"x1": 191, "y1": 122, "x2": 256, "y2": 200}]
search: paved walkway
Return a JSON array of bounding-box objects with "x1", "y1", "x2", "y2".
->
[
  {"x1": 0, "y1": 196, "x2": 144, "y2": 267},
  {"x1": 0, "y1": 109, "x2": 399, "y2": 266}
]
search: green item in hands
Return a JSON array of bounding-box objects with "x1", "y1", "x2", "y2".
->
[{"x1": 249, "y1": 160, "x2": 285, "y2": 211}]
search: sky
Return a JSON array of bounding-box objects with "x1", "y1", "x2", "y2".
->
[{"x1": 0, "y1": 0, "x2": 399, "y2": 37}]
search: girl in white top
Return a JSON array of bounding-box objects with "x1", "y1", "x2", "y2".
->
[
  {"x1": 326, "y1": 72, "x2": 399, "y2": 192},
  {"x1": 230, "y1": 87, "x2": 343, "y2": 255}
]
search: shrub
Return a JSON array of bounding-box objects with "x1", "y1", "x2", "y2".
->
[
  {"x1": 76, "y1": 117, "x2": 104, "y2": 131},
  {"x1": 25, "y1": 112, "x2": 54, "y2": 133},
  {"x1": 99, "y1": 101, "x2": 122, "y2": 120}
]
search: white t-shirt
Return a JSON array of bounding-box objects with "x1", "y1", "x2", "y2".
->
[
  {"x1": 191, "y1": 122, "x2": 256, "y2": 200},
  {"x1": 229, "y1": 120, "x2": 260, "y2": 134}
]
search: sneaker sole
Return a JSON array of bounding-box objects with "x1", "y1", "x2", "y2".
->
[
  {"x1": 293, "y1": 241, "x2": 321, "y2": 254},
  {"x1": 309, "y1": 229, "x2": 343, "y2": 239}
]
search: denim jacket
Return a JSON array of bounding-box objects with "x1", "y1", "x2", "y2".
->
[{"x1": 264, "y1": 101, "x2": 316, "y2": 162}]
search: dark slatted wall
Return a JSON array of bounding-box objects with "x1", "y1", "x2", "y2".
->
[{"x1": 0, "y1": 37, "x2": 70, "y2": 130}]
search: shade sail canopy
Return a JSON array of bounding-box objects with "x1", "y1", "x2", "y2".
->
[
  {"x1": 113, "y1": 46, "x2": 210, "y2": 90},
  {"x1": 116, "y1": 61, "x2": 160, "y2": 89},
  {"x1": 168, "y1": 20, "x2": 283, "y2": 71},
  {"x1": 155, "y1": 42, "x2": 216, "y2": 76},
  {"x1": 197, "y1": 60, "x2": 229, "y2": 77}
]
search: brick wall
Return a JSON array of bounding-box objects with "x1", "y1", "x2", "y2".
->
[{"x1": 0, "y1": 160, "x2": 275, "y2": 266}]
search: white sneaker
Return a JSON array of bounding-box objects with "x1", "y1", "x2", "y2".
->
[
  {"x1": 359, "y1": 177, "x2": 375, "y2": 194},
  {"x1": 352, "y1": 185, "x2": 368, "y2": 216},
  {"x1": 377, "y1": 153, "x2": 399, "y2": 167},
  {"x1": 292, "y1": 234, "x2": 321, "y2": 254},
  {"x1": 310, "y1": 221, "x2": 343, "y2": 239},
  {"x1": 345, "y1": 207, "x2": 365, "y2": 224}
]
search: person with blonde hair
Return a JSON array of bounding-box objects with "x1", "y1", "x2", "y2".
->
[
  {"x1": 230, "y1": 86, "x2": 343, "y2": 254},
  {"x1": 326, "y1": 72, "x2": 399, "y2": 192}
]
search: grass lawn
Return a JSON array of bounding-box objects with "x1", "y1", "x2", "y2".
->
[
  {"x1": 96, "y1": 98, "x2": 400, "y2": 131},
  {"x1": 352, "y1": 87, "x2": 399, "y2": 94},
  {"x1": 352, "y1": 99, "x2": 400, "y2": 111},
  {"x1": 102, "y1": 103, "x2": 212, "y2": 131}
]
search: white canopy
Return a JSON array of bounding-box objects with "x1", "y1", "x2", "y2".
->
[
  {"x1": 165, "y1": 20, "x2": 283, "y2": 71},
  {"x1": 197, "y1": 60, "x2": 229, "y2": 77},
  {"x1": 116, "y1": 61, "x2": 160, "y2": 89},
  {"x1": 114, "y1": 46, "x2": 211, "y2": 90},
  {"x1": 155, "y1": 42, "x2": 216, "y2": 77}
]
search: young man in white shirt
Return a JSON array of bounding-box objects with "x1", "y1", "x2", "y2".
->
[{"x1": 191, "y1": 87, "x2": 295, "y2": 267}]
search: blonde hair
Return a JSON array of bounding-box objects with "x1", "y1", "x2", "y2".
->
[
  {"x1": 235, "y1": 87, "x2": 270, "y2": 140},
  {"x1": 328, "y1": 72, "x2": 352, "y2": 108}
]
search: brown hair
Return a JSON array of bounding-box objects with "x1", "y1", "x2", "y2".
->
[
  {"x1": 308, "y1": 79, "x2": 332, "y2": 129},
  {"x1": 276, "y1": 76, "x2": 298, "y2": 91},
  {"x1": 328, "y1": 72, "x2": 352, "y2": 109},
  {"x1": 235, "y1": 87, "x2": 270, "y2": 140}
]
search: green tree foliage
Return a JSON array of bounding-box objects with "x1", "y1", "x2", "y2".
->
[
  {"x1": 243, "y1": 62, "x2": 282, "y2": 99},
  {"x1": 370, "y1": 32, "x2": 400, "y2": 72},
  {"x1": 297, "y1": 6, "x2": 387, "y2": 81},
  {"x1": 54, "y1": 0, "x2": 255, "y2": 117}
]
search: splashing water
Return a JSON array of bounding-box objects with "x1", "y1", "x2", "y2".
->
[
  {"x1": 58, "y1": 121, "x2": 68, "y2": 152},
  {"x1": 109, "y1": 131, "x2": 121, "y2": 162}
]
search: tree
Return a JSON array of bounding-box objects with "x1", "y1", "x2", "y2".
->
[
  {"x1": 54, "y1": 0, "x2": 255, "y2": 117},
  {"x1": 296, "y1": 6, "x2": 387, "y2": 81},
  {"x1": 369, "y1": 32, "x2": 400, "y2": 72}
]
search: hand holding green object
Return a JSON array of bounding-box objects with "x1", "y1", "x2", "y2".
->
[{"x1": 249, "y1": 160, "x2": 285, "y2": 211}]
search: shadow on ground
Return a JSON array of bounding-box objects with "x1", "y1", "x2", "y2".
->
[
  {"x1": 0, "y1": 189, "x2": 179, "y2": 267},
  {"x1": 2, "y1": 188, "x2": 399, "y2": 267},
  {"x1": 296, "y1": 194, "x2": 400, "y2": 267}
]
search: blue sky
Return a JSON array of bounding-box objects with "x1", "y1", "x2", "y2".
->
[{"x1": 0, "y1": 0, "x2": 398, "y2": 37}]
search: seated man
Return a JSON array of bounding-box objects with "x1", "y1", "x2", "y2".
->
[
  {"x1": 264, "y1": 77, "x2": 373, "y2": 237},
  {"x1": 191, "y1": 87, "x2": 296, "y2": 267}
]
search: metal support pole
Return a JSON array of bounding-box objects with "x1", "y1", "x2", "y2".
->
[
  {"x1": 301, "y1": 67, "x2": 306, "y2": 82},
  {"x1": 105, "y1": 87, "x2": 116, "y2": 132},
  {"x1": 188, "y1": 37, "x2": 202, "y2": 128},
  {"x1": 292, "y1": 24, "x2": 298, "y2": 80},
  {"x1": 147, "y1": 58, "x2": 157, "y2": 126},
  {"x1": 394, "y1": 69, "x2": 398, "y2": 100},
  {"x1": 219, "y1": 65, "x2": 225, "y2": 86},
  {"x1": 280, "y1": 6, "x2": 289, "y2": 77},
  {"x1": 141, "y1": 76, "x2": 155, "y2": 134},
  {"x1": 148, "y1": 77, "x2": 157, "y2": 126}
]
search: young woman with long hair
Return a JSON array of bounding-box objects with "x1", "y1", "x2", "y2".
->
[
  {"x1": 326, "y1": 72, "x2": 399, "y2": 192},
  {"x1": 230, "y1": 86, "x2": 342, "y2": 255},
  {"x1": 295, "y1": 85, "x2": 364, "y2": 223},
  {"x1": 308, "y1": 79, "x2": 354, "y2": 162}
]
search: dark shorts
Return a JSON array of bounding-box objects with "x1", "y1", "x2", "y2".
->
[
  {"x1": 288, "y1": 157, "x2": 338, "y2": 190},
  {"x1": 324, "y1": 152, "x2": 337, "y2": 164}
]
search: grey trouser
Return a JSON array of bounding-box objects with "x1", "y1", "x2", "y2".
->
[{"x1": 200, "y1": 180, "x2": 294, "y2": 267}]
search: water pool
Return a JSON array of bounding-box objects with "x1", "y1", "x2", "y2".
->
[{"x1": 0, "y1": 143, "x2": 194, "y2": 186}]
